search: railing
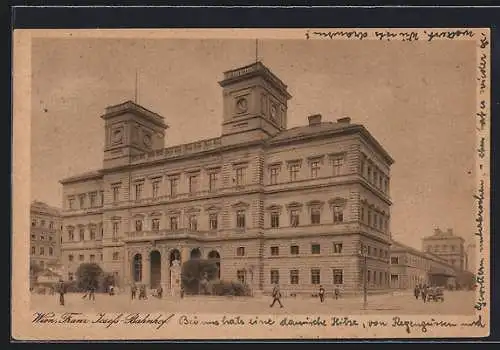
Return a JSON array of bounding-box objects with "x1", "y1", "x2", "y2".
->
[
  {"x1": 125, "y1": 228, "x2": 218, "y2": 239},
  {"x1": 130, "y1": 137, "x2": 222, "y2": 163}
]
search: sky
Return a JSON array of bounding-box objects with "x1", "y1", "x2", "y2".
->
[{"x1": 30, "y1": 36, "x2": 477, "y2": 250}]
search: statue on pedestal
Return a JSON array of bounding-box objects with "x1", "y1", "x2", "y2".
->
[{"x1": 170, "y1": 259, "x2": 181, "y2": 297}]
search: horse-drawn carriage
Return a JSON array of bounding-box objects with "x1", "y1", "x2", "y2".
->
[{"x1": 426, "y1": 286, "x2": 444, "y2": 302}]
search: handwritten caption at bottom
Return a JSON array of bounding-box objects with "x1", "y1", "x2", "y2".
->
[{"x1": 32, "y1": 312, "x2": 486, "y2": 335}]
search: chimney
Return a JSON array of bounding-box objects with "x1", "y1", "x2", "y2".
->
[
  {"x1": 337, "y1": 116, "x2": 351, "y2": 124},
  {"x1": 308, "y1": 114, "x2": 322, "y2": 126}
]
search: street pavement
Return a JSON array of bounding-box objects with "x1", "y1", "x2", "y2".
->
[{"x1": 30, "y1": 290, "x2": 475, "y2": 315}]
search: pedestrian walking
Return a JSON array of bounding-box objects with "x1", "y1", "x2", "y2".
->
[
  {"x1": 88, "y1": 285, "x2": 95, "y2": 301},
  {"x1": 421, "y1": 285, "x2": 428, "y2": 303},
  {"x1": 334, "y1": 287, "x2": 340, "y2": 300},
  {"x1": 414, "y1": 285, "x2": 420, "y2": 300},
  {"x1": 131, "y1": 283, "x2": 137, "y2": 300},
  {"x1": 269, "y1": 283, "x2": 284, "y2": 308},
  {"x1": 57, "y1": 279, "x2": 66, "y2": 306},
  {"x1": 318, "y1": 285, "x2": 325, "y2": 303}
]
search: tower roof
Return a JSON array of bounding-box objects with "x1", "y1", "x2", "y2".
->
[{"x1": 100, "y1": 100, "x2": 168, "y2": 129}]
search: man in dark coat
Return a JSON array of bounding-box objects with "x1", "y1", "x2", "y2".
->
[
  {"x1": 57, "y1": 279, "x2": 66, "y2": 306},
  {"x1": 270, "y1": 283, "x2": 283, "y2": 308},
  {"x1": 318, "y1": 285, "x2": 325, "y2": 303}
]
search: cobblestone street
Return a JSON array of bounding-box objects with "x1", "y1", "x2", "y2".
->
[{"x1": 30, "y1": 290, "x2": 475, "y2": 315}]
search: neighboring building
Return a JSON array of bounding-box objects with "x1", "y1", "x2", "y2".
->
[
  {"x1": 30, "y1": 201, "x2": 62, "y2": 270},
  {"x1": 390, "y1": 240, "x2": 456, "y2": 289},
  {"x1": 59, "y1": 61, "x2": 394, "y2": 295},
  {"x1": 422, "y1": 228, "x2": 466, "y2": 271}
]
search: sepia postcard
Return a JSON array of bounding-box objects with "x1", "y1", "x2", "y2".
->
[{"x1": 12, "y1": 28, "x2": 490, "y2": 340}]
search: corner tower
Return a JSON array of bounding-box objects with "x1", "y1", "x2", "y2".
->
[
  {"x1": 218, "y1": 62, "x2": 292, "y2": 146},
  {"x1": 101, "y1": 101, "x2": 168, "y2": 169}
]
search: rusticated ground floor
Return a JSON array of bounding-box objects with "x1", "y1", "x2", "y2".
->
[{"x1": 62, "y1": 233, "x2": 393, "y2": 296}]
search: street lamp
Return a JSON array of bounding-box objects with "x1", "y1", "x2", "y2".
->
[{"x1": 358, "y1": 243, "x2": 368, "y2": 310}]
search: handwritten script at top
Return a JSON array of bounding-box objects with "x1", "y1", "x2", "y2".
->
[{"x1": 305, "y1": 29, "x2": 475, "y2": 42}]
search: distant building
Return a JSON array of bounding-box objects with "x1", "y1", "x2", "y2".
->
[
  {"x1": 30, "y1": 201, "x2": 62, "y2": 270},
  {"x1": 389, "y1": 240, "x2": 456, "y2": 289},
  {"x1": 59, "y1": 61, "x2": 394, "y2": 295},
  {"x1": 422, "y1": 228, "x2": 466, "y2": 271}
]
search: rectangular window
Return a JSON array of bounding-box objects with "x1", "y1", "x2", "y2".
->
[
  {"x1": 289, "y1": 163, "x2": 300, "y2": 181},
  {"x1": 68, "y1": 254, "x2": 74, "y2": 262},
  {"x1": 333, "y1": 243, "x2": 343, "y2": 254},
  {"x1": 290, "y1": 245, "x2": 299, "y2": 255},
  {"x1": 100, "y1": 191, "x2": 104, "y2": 206},
  {"x1": 189, "y1": 215, "x2": 198, "y2": 231},
  {"x1": 170, "y1": 216, "x2": 179, "y2": 231},
  {"x1": 68, "y1": 197, "x2": 75, "y2": 209},
  {"x1": 332, "y1": 157, "x2": 344, "y2": 176},
  {"x1": 112, "y1": 185, "x2": 120, "y2": 202},
  {"x1": 290, "y1": 210, "x2": 300, "y2": 227},
  {"x1": 391, "y1": 257, "x2": 399, "y2": 264},
  {"x1": 270, "y1": 269, "x2": 280, "y2": 284},
  {"x1": 361, "y1": 207, "x2": 365, "y2": 222},
  {"x1": 79, "y1": 254, "x2": 84, "y2": 262},
  {"x1": 270, "y1": 212, "x2": 280, "y2": 228},
  {"x1": 311, "y1": 269, "x2": 321, "y2": 285},
  {"x1": 31, "y1": 219, "x2": 36, "y2": 227},
  {"x1": 79, "y1": 228, "x2": 85, "y2": 241},
  {"x1": 90, "y1": 227, "x2": 96, "y2": 240},
  {"x1": 310, "y1": 161, "x2": 320, "y2": 178},
  {"x1": 270, "y1": 246, "x2": 279, "y2": 256},
  {"x1": 89, "y1": 191, "x2": 97, "y2": 207},
  {"x1": 152, "y1": 181, "x2": 160, "y2": 198},
  {"x1": 209, "y1": 172, "x2": 218, "y2": 192},
  {"x1": 113, "y1": 252, "x2": 119, "y2": 260},
  {"x1": 170, "y1": 178, "x2": 179, "y2": 197},
  {"x1": 49, "y1": 236, "x2": 53, "y2": 241},
  {"x1": 333, "y1": 206, "x2": 344, "y2": 223},
  {"x1": 31, "y1": 234, "x2": 36, "y2": 240},
  {"x1": 333, "y1": 269, "x2": 343, "y2": 285},
  {"x1": 189, "y1": 175, "x2": 198, "y2": 193},
  {"x1": 237, "y1": 270, "x2": 246, "y2": 284},
  {"x1": 209, "y1": 214, "x2": 218, "y2": 230},
  {"x1": 236, "y1": 247, "x2": 245, "y2": 257},
  {"x1": 151, "y1": 218, "x2": 160, "y2": 231},
  {"x1": 112, "y1": 222, "x2": 119, "y2": 240},
  {"x1": 68, "y1": 228, "x2": 74, "y2": 241},
  {"x1": 79, "y1": 194, "x2": 86, "y2": 208},
  {"x1": 311, "y1": 244, "x2": 321, "y2": 254},
  {"x1": 49, "y1": 221, "x2": 54, "y2": 229},
  {"x1": 90, "y1": 254, "x2": 95, "y2": 262},
  {"x1": 135, "y1": 183, "x2": 143, "y2": 200},
  {"x1": 236, "y1": 210, "x2": 245, "y2": 228},
  {"x1": 270, "y1": 167, "x2": 279, "y2": 185},
  {"x1": 49, "y1": 247, "x2": 53, "y2": 256},
  {"x1": 290, "y1": 270, "x2": 299, "y2": 285},
  {"x1": 31, "y1": 246, "x2": 35, "y2": 254},
  {"x1": 310, "y1": 207, "x2": 321, "y2": 224},
  {"x1": 135, "y1": 220, "x2": 143, "y2": 232},
  {"x1": 235, "y1": 167, "x2": 245, "y2": 186}
]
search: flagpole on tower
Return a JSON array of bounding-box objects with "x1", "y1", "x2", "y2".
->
[
  {"x1": 255, "y1": 39, "x2": 259, "y2": 63},
  {"x1": 134, "y1": 69, "x2": 138, "y2": 104}
]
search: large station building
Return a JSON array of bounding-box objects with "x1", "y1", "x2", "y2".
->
[{"x1": 59, "y1": 61, "x2": 394, "y2": 295}]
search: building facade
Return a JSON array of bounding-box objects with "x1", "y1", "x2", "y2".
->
[
  {"x1": 422, "y1": 228, "x2": 466, "y2": 271},
  {"x1": 30, "y1": 201, "x2": 62, "y2": 269},
  {"x1": 59, "y1": 61, "x2": 394, "y2": 295},
  {"x1": 389, "y1": 240, "x2": 456, "y2": 290},
  {"x1": 466, "y1": 242, "x2": 476, "y2": 273}
]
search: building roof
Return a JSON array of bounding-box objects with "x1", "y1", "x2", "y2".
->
[
  {"x1": 100, "y1": 100, "x2": 168, "y2": 129},
  {"x1": 422, "y1": 228, "x2": 465, "y2": 241},
  {"x1": 30, "y1": 201, "x2": 61, "y2": 216},
  {"x1": 268, "y1": 121, "x2": 394, "y2": 165},
  {"x1": 59, "y1": 170, "x2": 103, "y2": 185},
  {"x1": 390, "y1": 239, "x2": 451, "y2": 266}
]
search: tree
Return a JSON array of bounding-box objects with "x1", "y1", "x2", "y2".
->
[
  {"x1": 75, "y1": 263, "x2": 104, "y2": 291},
  {"x1": 181, "y1": 259, "x2": 219, "y2": 294}
]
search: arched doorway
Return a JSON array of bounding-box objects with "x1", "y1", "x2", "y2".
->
[
  {"x1": 150, "y1": 250, "x2": 161, "y2": 289},
  {"x1": 190, "y1": 248, "x2": 202, "y2": 260},
  {"x1": 132, "y1": 254, "x2": 142, "y2": 282},
  {"x1": 208, "y1": 250, "x2": 221, "y2": 279}
]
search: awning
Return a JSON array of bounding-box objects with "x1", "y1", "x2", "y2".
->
[{"x1": 428, "y1": 270, "x2": 456, "y2": 278}]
